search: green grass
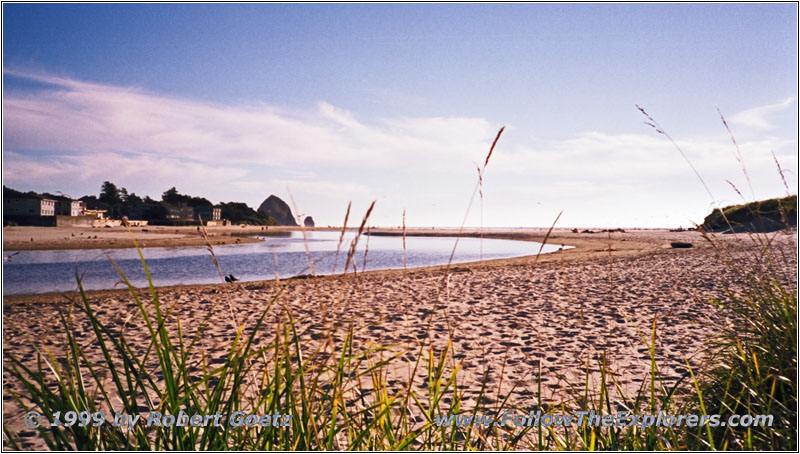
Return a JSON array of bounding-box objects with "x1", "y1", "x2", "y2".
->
[
  {"x1": 3, "y1": 230, "x2": 535, "y2": 450},
  {"x1": 3, "y1": 121, "x2": 797, "y2": 450},
  {"x1": 689, "y1": 232, "x2": 797, "y2": 450},
  {"x1": 702, "y1": 195, "x2": 797, "y2": 233},
  {"x1": 4, "y1": 212, "x2": 795, "y2": 451},
  {"x1": 564, "y1": 230, "x2": 797, "y2": 451}
]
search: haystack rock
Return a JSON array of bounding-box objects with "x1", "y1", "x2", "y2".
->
[
  {"x1": 304, "y1": 216, "x2": 315, "y2": 228},
  {"x1": 257, "y1": 195, "x2": 298, "y2": 226}
]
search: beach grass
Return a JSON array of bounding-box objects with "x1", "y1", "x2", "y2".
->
[
  {"x1": 3, "y1": 122, "x2": 797, "y2": 450},
  {"x1": 3, "y1": 235, "x2": 533, "y2": 450},
  {"x1": 3, "y1": 221, "x2": 794, "y2": 450}
]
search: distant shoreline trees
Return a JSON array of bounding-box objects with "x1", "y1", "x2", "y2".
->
[{"x1": 4, "y1": 182, "x2": 277, "y2": 226}]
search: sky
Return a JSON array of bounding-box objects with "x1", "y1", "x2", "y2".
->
[{"x1": 3, "y1": 3, "x2": 797, "y2": 228}]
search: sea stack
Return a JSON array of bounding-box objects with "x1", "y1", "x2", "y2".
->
[
  {"x1": 257, "y1": 195, "x2": 298, "y2": 226},
  {"x1": 304, "y1": 216, "x2": 315, "y2": 228}
]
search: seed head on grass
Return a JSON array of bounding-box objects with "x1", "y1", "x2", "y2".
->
[
  {"x1": 362, "y1": 224, "x2": 371, "y2": 273},
  {"x1": 288, "y1": 188, "x2": 315, "y2": 276},
  {"x1": 402, "y1": 208, "x2": 407, "y2": 270},
  {"x1": 772, "y1": 150, "x2": 792, "y2": 196},
  {"x1": 531, "y1": 210, "x2": 562, "y2": 269},
  {"x1": 483, "y1": 126, "x2": 504, "y2": 170},
  {"x1": 718, "y1": 107, "x2": 755, "y2": 201},
  {"x1": 333, "y1": 201, "x2": 351, "y2": 274},
  {"x1": 475, "y1": 163, "x2": 484, "y2": 263},
  {"x1": 197, "y1": 220, "x2": 239, "y2": 326},
  {"x1": 336, "y1": 201, "x2": 376, "y2": 305},
  {"x1": 445, "y1": 126, "x2": 505, "y2": 276},
  {"x1": 638, "y1": 103, "x2": 797, "y2": 450}
]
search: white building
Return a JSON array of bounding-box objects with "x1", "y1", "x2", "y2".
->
[
  {"x1": 3, "y1": 197, "x2": 55, "y2": 217},
  {"x1": 84, "y1": 209, "x2": 107, "y2": 220},
  {"x1": 55, "y1": 199, "x2": 85, "y2": 216}
]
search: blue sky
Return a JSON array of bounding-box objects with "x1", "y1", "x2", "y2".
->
[{"x1": 3, "y1": 3, "x2": 797, "y2": 227}]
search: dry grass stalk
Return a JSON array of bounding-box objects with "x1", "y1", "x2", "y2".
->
[
  {"x1": 772, "y1": 151, "x2": 791, "y2": 196},
  {"x1": 333, "y1": 201, "x2": 352, "y2": 274},
  {"x1": 394, "y1": 127, "x2": 507, "y2": 424},
  {"x1": 344, "y1": 201, "x2": 375, "y2": 274},
  {"x1": 335, "y1": 201, "x2": 376, "y2": 304},
  {"x1": 362, "y1": 224, "x2": 371, "y2": 273},
  {"x1": 718, "y1": 107, "x2": 755, "y2": 200},
  {"x1": 726, "y1": 179, "x2": 745, "y2": 201},
  {"x1": 476, "y1": 163, "x2": 484, "y2": 263},
  {"x1": 637, "y1": 105, "x2": 717, "y2": 203},
  {"x1": 717, "y1": 112, "x2": 787, "y2": 247},
  {"x1": 607, "y1": 230, "x2": 613, "y2": 287},
  {"x1": 197, "y1": 220, "x2": 239, "y2": 326},
  {"x1": 402, "y1": 208, "x2": 407, "y2": 270},
  {"x1": 477, "y1": 127, "x2": 503, "y2": 264},
  {"x1": 641, "y1": 106, "x2": 794, "y2": 294},
  {"x1": 288, "y1": 188, "x2": 315, "y2": 276},
  {"x1": 445, "y1": 126, "x2": 505, "y2": 274},
  {"x1": 483, "y1": 126, "x2": 504, "y2": 169},
  {"x1": 638, "y1": 104, "x2": 744, "y2": 240},
  {"x1": 531, "y1": 210, "x2": 562, "y2": 268}
]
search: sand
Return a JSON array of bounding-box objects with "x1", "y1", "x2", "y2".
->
[
  {"x1": 2, "y1": 225, "x2": 286, "y2": 250},
  {"x1": 3, "y1": 228, "x2": 797, "y2": 449}
]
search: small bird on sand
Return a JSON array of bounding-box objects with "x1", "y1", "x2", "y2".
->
[{"x1": 224, "y1": 274, "x2": 239, "y2": 283}]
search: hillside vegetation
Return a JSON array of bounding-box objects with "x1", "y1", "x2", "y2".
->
[
  {"x1": 702, "y1": 195, "x2": 797, "y2": 233},
  {"x1": 3, "y1": 183, "x2": 291, "y2": 226}
]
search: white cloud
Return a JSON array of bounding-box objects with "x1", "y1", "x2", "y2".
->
[
  {"x1": 2, "y1": 70, "x2": 796, "y2": 227},
  {"x1": 490, "y1": 131, "x2": 794, "y2": 184},
  {"x1": 2, "y1": 70, "x2": 498, "y2": 171},
  {"x1": 730, "y1": 97, "x2": 796, "y2": 132},
  {"x1": 3, "y1": 150, "x2": 249, "y2": 195}
]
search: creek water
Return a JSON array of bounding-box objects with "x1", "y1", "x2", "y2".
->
[{"x1": 2, "y1": 231, "x2": 563, "y2": 295}]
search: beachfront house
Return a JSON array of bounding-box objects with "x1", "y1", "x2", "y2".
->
[
  {"x1": 4, "y1": 197, "x2": 56, "y2": 217},
  {"x1": 194, "y1": 206, "x2": 222, "y2": 222},
  {"x1": 3, "y1": 195, "x2": 57, "y2": 226},
  {"x1": 54, "y1": 199, "x2": 85, "y2": 216},
  {"x1": 166, "y1": 203, "x2": 194, "y2": 220},
  {"x1": 162, "y1": 204, "x2": 221, "y2": 224}
]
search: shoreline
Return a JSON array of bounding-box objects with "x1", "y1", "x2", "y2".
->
[
  {"x1": 3, "y1": 225, "x2": 286, "y2": 251},
  {"x1": 3, "y1": 224, "x2": 681, "y2": 251},
  {"x1": 3, "y1": 228, "x2": 796, "y2": 450},
  {"x1": 3, "y1": 228, "x2": 702, "y2": 305}
]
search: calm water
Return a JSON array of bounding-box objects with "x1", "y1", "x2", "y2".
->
[{"x1": 2, "y1": 231, "x2": 563, "y2": 295}]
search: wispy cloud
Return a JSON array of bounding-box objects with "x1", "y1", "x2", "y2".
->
[
  {"x1": 2, "y1": 69, "x2": 498, "y2": 214},
  {"x1": 491, "y1": 131, "x2": 794, "y2": 181},
  {"x1": 2, "y1": 70, "x2": 796, "y2": 227},
  {"x1": 3, "y1": 70, "x2": 497, "y2": 169},
  {"x1": 730, "y1": 97, "x2": 796, "y2": 132}
]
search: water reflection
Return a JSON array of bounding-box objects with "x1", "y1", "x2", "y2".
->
[{"x1": 3, "y1": 231, "x2": 564, "y2": 295}]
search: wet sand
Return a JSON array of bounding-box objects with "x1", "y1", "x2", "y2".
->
[
  {"x1": 2, "y1": 225, "x2": 278, "y2": 250},
  {"x1": 3, "y1": 228, "x2": 796, "y2": 449}
]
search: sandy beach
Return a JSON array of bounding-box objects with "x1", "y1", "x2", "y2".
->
[
  {"x1": 2, "y1": 227, "x2": 797, "y2": 449},
  {"x1": 2, "y1": 225, "x2": 284, "y2": 251}
]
